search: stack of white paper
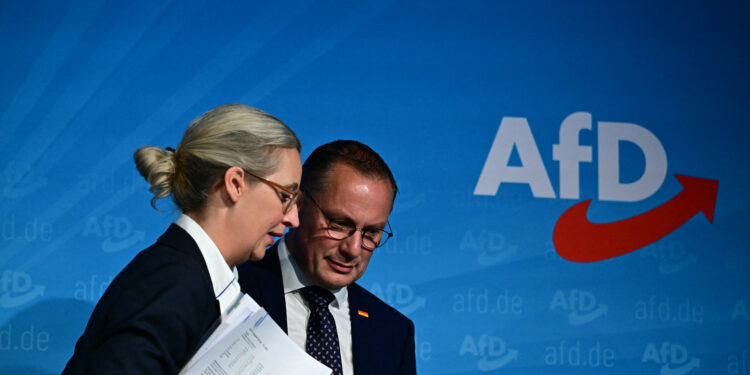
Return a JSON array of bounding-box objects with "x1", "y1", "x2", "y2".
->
[{"x1": 180, "y1": 294, "x2": 331, "y2": 375}]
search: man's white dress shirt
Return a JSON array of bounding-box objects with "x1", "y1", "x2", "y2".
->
[{"x1": 278, "y1": 237, "x2": 354, "y2": 375}]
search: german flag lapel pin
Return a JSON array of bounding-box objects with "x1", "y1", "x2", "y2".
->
[{"x1": 357, "y1": 309, "x2": 369, "y2": 318}]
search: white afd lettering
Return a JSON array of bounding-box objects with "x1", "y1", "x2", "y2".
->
[
  {"x1": 474, "y1": 117, "x2": 555, "y2": 198},
  {"x1": 598, "y1": 121, "x2": 667, "y2": 202},
  {"x1": 552, "y1": 112, "x2": 592, "y2": 199},
  {"x1": 475, "y1": 112, "x2": 668, "y2": 202}
]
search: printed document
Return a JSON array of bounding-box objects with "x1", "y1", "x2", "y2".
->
[{"x1": 180, "y1": 294, "x2": 331, "y2": 375}]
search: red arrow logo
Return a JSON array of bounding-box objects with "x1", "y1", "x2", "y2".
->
[{"x1": 553, "y1": 175, "x2": 719, "y2": 262}]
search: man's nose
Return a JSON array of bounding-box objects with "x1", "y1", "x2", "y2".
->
[{"x1": 339, "y1": 230, "x2": 364, "y2": 258}]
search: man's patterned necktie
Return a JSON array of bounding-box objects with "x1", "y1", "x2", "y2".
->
[{"x1": 300, "y1": 286, "x2": 343, "y2": 375}]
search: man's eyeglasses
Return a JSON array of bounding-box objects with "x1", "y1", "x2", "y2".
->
[
  {"x1": 303, "y1": 190, "x2": 393, "y2": 250},
  {"x1": 245, "y1": 170, "x2": 300, "y2": 214}
]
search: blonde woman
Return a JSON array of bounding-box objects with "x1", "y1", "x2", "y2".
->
[{"x1": 63, "y1": 104, "x2": 302, "y2": 374}]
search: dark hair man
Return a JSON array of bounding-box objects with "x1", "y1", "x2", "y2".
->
[{"x1": 239, "y1": 140, "x2": 416, "y2": 375}]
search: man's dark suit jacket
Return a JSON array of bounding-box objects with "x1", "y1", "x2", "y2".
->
[
  {"x1": 63, "y1": 224, "x2": 220, "y2": 374},
  {"x1": 237, "y1": 242, "x2": 417, "y2": 375}
]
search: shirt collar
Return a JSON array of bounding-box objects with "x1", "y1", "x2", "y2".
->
[
  {"x1": 175, "y1": 214, "x2": 240, "y2": 312},
  {"x1": 278, "y1": 236, "x2": 348, "y2": 307}
]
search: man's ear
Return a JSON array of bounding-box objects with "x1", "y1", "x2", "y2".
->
[{"x1": 223, "y1": 166, "x2": 246, "y2": 203}]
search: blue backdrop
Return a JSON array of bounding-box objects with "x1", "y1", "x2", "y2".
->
[{"x1": 1, "y1": 1, "x2": 748, "y2": 374}]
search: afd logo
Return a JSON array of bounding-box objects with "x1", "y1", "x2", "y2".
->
[
  {"x1": 550, "y1": 289, "x2": 608, "y2": 325},
  {"x1": 391, "y1": 181, "x2": 426, "y2": 215},
  {"x1": 2, "y1": 163, "x2": 47, "y2": 199},
  {"x1": 475, "y1": 112, "x2": 718, "y2": 262},
  {"x1": 459, "y1": 230, "x2": 518, "y2": 266},
  {"x1": 1, "y1": 270, "x2": 45, "y2": 308},
  {"x1": 641, "y1": 240, "x2": 697, "y2": 274},
  {"x1": 83, "y1": 215, "x2": 144, "y2": 253},
  {"x1": 642, "y1": 342, "x2": 700, "y2": 375},
  {"x1": 459, "y1": 335, "x2": 518, "y2": 371},
  {"x1": 369, "y1": 282, "x2": 425, "y2": 314}
]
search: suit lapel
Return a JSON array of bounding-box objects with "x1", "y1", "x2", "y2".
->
[
  {"x1": 349, "y1": 284, "x2": 377, "y2": 375},
  {"x1": 239, "y1": 242, "x2": 288, "y2": 332},
  {"x1": 157, "y1": 224, "x2": 214, "y2": 302},
  {"x1": 242, "y1": 242, "x2": 385, "y2": 373}
]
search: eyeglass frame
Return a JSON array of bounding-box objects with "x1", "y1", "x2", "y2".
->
[
  {"x1": 301, "y1": 189, "x2": 393, "y2": 250},
  {"x1": 244, "y1": 170, "x2": 300, "y2": 214}
]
